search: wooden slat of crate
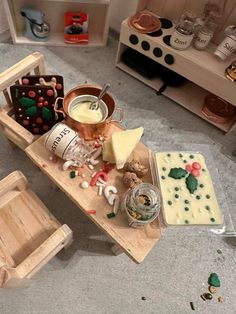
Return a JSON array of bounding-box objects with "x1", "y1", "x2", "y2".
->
[
  {"x1": 0, "y1": 52, "x2": 45, "y2": 150},
  {"x1": 0, "y1": 171, "x2": 73, "y2": 287},
  {"x1": 25, "y1": 123, "x2": 162, "y2": 264}
]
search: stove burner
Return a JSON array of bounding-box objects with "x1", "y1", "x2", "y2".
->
[
  {"x1": 129, "y1": 34, "x2": 139, "y2": 45},
  {"x1": 147, "y1": 29, "x2": 163, "y2": 37},
  {"x1": 153, "y1": 47, "x2": 163, "y2": 58},
  {"x1": 160, "y1": 18, "x2": 173, "y2": 29},
  {"x1": 163, "y1": 35, "x2": 171, "y2": 46}
]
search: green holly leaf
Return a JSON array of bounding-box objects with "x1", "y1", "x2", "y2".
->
[
  {"x1": 168, "y1": 167, "x2": 187, "y2": 179},
  {"x1": 18, "y1": 97, "x2": 36, "y2": 107},
  {"x1": 25, "y1": 106, "x2": 37, "y2": 117},
  {"x1": 185, "y1": 174, "x2": 198, "y2": 194},
  {"x1": 42, "y1": 107, "x2": 53, "y2": 121}
]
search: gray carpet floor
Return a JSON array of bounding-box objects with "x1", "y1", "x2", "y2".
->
[{"x1": 0, "y1": 32, "x2": 235, "y2": 314}]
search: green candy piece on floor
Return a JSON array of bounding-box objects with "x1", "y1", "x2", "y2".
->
[
  {"x1": 208, "y1": 273, "x2": 221, "y2": 287},
  {"x1": 107, "y1": 212, "x2": 115, "y2": 219}
]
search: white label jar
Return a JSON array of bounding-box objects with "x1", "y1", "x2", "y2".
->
[
  {"x1": 193, "y1": 30, "x2": 213, "y2": 50},
  {"x1": 214, "y1": 35, "x2": 236, "y2": 60},
  {"x1": 170, "y1": 30, "x2": 194, "y2": 50},
  {"x1": 44, "y1": 122, "x2": 93, "y2": 164}
]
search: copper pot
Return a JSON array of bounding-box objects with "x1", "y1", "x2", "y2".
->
[{"x1": 54, "y1": 84, "x2": 124, "y2": 139}]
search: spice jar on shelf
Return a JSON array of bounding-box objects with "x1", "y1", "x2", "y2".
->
[
  {"x1": 121, "y1": 183, "x2": 161, "y2": 228},
  {"x1": 193, "y1": 10, "x2": 221, "y2": 50},
  {"x1": 170, "y1": 11, "x2": 196, "y2": 50}
]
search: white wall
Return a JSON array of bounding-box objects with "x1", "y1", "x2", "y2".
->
[
  {"x1": 0, "y1": 0, "x2": 9, "y2": 33},
  {"x1": 109, "y1": 0, "x2": 138, "y2": 32},
  {"x1": 0, "y1": 0, "x2": 138, "y2": 36}
]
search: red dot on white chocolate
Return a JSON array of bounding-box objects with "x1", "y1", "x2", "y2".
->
[
  {"x1": 191, "y1": 169, "x2": 200, "y2": 177},
  {"x1": 185, "y1": 164, "x2": 193, "y2": 172},
  {"x1": 22, "y1": 78, "x2": 29, "y2": 85},
  {"x1": 192, "y1": 162, "x2": 201, "y2": 170},
  {"x1": 28, "y1": 90, "x2": 36, "y2": 98},
  {"x1": 47, "y1": 89, "x2": 54, "y2": 96},
  {"x1": 56, "y1": 83, "x2": 62, "y2": 90}
]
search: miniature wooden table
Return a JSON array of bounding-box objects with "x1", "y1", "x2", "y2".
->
[{"x1": 25, "y1": 124, "x2": 161, "y2": 263}]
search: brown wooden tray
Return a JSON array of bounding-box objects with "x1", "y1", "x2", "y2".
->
[{"x1": 25, "y1": 123, "x2": 162, "y2": 264}]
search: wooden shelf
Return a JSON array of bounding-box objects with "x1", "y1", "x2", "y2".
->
[
  {"x1": 116, "y1": 61, "x2": 236, "y2": 133},
  {"x1": 116, "y1": 4, "x2": 236, "y2": 134},
  {"x1": 3, "y1": 0, "x2": 110, "y2": 47}
]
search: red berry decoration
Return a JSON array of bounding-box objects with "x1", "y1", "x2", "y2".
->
[
  {"x1": 43, "y1": 125, "x2": 49, "y2": 131},
  {"x1": 38, "y1": 96, "x2": 44, "y2": 102},
  {"x1": 191, "y1": 169, "x2": 200, "y2": 177},
  {"x1": 37, "y1": 102, "x2": 43, "y2": 108},
  {"x1": 192, "y1": 162, "x2": 201, "y2": 170},
  {"x1": 185, "y1": 164, "x2": 193, "y2": 172},
  {"x1": 28, "y1": 90, "x2": 36, "y2": 98},
  {"x1": 22, "y1": 120, "x2": 29, "y2": 126},
  {"x1": 33, "y1": 127, "x2": 40, "y2": 134},
  {"x1": 56, "y1": 83, "x2": 62, "y2": 90},
  {"x1": 36, "y1": 117, "x2": 43, "y2": 124},
  {"x1": 43, "y1": 101, "x2": 48, "y2": 106},
  {"x1": 22, "y1": 78, "x2": 29, "y2": 85},
  {"x1": 47, "y1": 89, "x2": 54, "y2": 96}
]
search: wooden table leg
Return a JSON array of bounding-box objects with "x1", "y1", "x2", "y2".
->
[{"x1": 111, "y1": 244, "x2": 124, "y2": 256}]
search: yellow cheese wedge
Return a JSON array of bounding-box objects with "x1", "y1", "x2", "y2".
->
[
  {"x1": 112, "y1": 127, "x2": 144, "y2": 169},
  {"x1": 102, "y1": 138, "x2": 116, "y2": 163}
]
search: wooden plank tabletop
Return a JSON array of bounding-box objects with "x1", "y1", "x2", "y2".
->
[{"x1": 25, "y1": 123, "x2": 161, "y2": 263}]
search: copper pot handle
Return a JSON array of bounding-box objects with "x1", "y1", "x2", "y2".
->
[
  {"x1": 110, "y1": 107, "x2": 124, "y2": 123},
  {"x1": 54, "y1": 97, "x2": 66, "y2": 118}
]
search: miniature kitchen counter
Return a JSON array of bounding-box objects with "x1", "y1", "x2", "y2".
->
[{"x1": 25, "y1": 123, "x2": 161, "y2": 264}]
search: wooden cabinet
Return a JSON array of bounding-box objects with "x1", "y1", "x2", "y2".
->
[
  {"x1": 116, "y1": 0, "x2": 236, "y2": 133},
  {"x1": 3, "y1": 0, "x2": 110, "y2": 46}
]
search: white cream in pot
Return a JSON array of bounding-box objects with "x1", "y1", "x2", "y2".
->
[{"x1": 68, "y1": 95, "x2": 108, "y2": 124}]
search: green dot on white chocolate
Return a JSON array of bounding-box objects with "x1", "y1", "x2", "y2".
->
[
  {"x1": 205, "y1": 205, "x2": 210, "y2": 210},
  {"x1": 179, "y1": 153, "x2": 183, "y2": 157},
  {"x1": 175, "y1": 187, "x2": 179, "y2": 191},
  {"x1": 196, "y1": 195, "x2": 201, "y2": 200},
  {"x1": 199, "y1": 184, "x2": 204, "y2": 188},
  {"x1": 184, "y1": 200, "x2": 190, "y2": 204},
  {"x1": 168, "y1": 201, "x2": 172, "y2": 205},
  {"x1": 175, "y1": 194, "x2": 179, "y2": 199},
  {"x1": 183, "y1": 160, "x2": 187, "y2": 163},
  {"x1": 161, "y1": 175, "x2": 165, "y2": 179},
  {"x1": 167, "y1": 153, "x2": 171, "y2": 157},
  {"x1": 184, "y1": 207, "x2": 189, "y2": 211},
  {"x1": 206, "y1": 194, "x2": 210, "y2": 199},
  {"x1": 185, "y1": 219, "x2": 189, "y2": 224},
  {"x1": 210, "y1": 217, "x2": 215, "y2": 223},
  {"x1": 162, "y1": 167, "x2": 166, "y2": 171},
  {"x1": 190, "y1": 155, "x2": 194, "y2": 159}
]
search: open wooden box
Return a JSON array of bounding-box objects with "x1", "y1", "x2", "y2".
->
[
  {"x1": 116, "y1": 0, "x2": 236, "y2": 133},
  {"x1": 0, "y1": 52, "x2": 45, "y2": 150},
  {"x1": 0, "y1": 171, "x2": 73, "y2": 288}
]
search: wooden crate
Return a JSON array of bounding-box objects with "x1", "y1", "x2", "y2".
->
[
  {"x1": 0, "y1": 170, "x2": 73, "y2": 288},
  {"x1": 0, "y1": 52, "x2": 45, "y2": 150}
]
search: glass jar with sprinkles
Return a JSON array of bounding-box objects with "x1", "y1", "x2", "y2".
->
[{"x1": 122, "y1": 183, "x2": 161, "y2": 228}]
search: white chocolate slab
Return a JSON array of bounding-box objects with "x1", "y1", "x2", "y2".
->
[{"x1": 154, "y1": 152, "x2": 223, "y2": 226}]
